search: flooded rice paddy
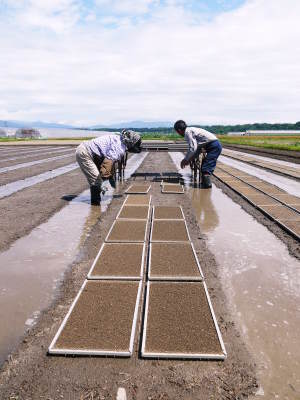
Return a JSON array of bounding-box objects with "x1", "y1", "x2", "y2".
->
[
  {"x1": 0, "y1": 152, "x2": 148, "y2": 365},
  {"x1": 171, "y1": 152, "x2": 300, "y2": 399}
]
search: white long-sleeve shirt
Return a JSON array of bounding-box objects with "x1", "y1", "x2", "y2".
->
[
  {"x1": 84, "y1": 134, "x2": 126, "y2": 161},
  {"x1": 184, "y1": 127, "x2": 218, "y2": 161}
]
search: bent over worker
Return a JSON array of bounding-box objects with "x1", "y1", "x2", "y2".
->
[
  {"x1": 174, "y1": 120, "x2": 222, "y2": 188},
  {"x1": 76, "y1": 130, "x2": 142, "y2": 205}
]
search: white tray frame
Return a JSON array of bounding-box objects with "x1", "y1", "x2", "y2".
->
[
  {"x1": 87, "y1": 242, "x2": 146, "y2": 280},
  {"x1": 141, "y1": 281, "x2": 227, "y2": 360},
  {"x1": 123, "y1": 194, "x2": 152, "y2": 207},
  {"x1": 49, "y1": 280, "x2": 143, "y2": 357},
  {"x1": 125, "y1": 184, "x2": 151, "y2": 194},
  {"x1": 161, "y1": 184, "x2": 184, "y2": 194},
  {"x1": 116, "y1": 202, "x2": 150, "y2": 220},
  {"x1": 105, "y1": 219, "x2": 149, "y2": 243},
  {"x1": 148, "y1": 242, "x2": 204, "y2": 281},
  {"x1": 150, "y1": 219, "x2": 191, "y2": 242},
  {"x1": 152, "y1": 205, "x2": 185, "y2": 220}
]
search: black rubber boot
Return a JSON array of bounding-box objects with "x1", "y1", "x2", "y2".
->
[
  {"x1": 109, "y1": 176, "x2": 116, "y2": 189},
  {"x1": 90, "y1": 185, "x2": 101, "y2": 205},
  {"x1": 202, "y1": 173, "x2": 212, "y2": 189}
]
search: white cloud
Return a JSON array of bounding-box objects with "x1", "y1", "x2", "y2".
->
[{"x1": 0, "y1": 0, "x2": 300, "y2": 125}]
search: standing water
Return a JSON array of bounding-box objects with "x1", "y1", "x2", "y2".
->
[
  {"x1": 0, "y1": 152, "x2": 148, "y2": 365},
  {"x1": 170, "y1": 153, "x2": 300, "y2": 399}
]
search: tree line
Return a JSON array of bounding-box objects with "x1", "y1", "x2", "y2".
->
[{"x1": 94, "y1": 122, "x2": 300, "y2": 135}]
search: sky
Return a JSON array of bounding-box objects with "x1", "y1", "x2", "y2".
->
[{"x1": 0, "y1": 0, "x2": 300, "y2": 126}]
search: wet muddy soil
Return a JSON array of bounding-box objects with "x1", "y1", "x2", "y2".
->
[
  {"x1": 0, "y1": 152, "x2": 257, "y2": 400},
  {"x1": 0, "y1": 168, "x2": 87, "y2": 252}
]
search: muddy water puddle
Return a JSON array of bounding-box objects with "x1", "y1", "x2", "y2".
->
[
  {"x1": 0, "y1": 152, "x2": 148, "y2": 365},
  {"x1": 191, "y1": 187, "x2": 300, "y2": 399},
  {"x1": 169, "y1": 152, "x2": 300, "y2": 399}
]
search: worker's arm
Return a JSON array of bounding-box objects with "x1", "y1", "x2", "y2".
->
[{"x1": 180, "y1": 130, "x2": 197, "y2": 168}]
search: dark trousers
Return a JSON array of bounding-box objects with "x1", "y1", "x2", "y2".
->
[{"x1": 200, "y1": 140, "x2": 222, "y2": 174}]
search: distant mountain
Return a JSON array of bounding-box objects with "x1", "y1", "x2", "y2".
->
[
  {"x1": 90, "y1": 121, "x2": 173, "y2": 129},
  {"x1": 0, "y1": 120, "x2": 75, "y2": 129}
]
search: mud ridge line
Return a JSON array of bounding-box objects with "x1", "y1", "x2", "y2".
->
[{"x1": 0, "y1": 152, "x2": 257, "y2": 400}]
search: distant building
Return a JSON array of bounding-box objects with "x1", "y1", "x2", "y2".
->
[
  {"x1": 227, "y1": 132, "x2": 246, "y2": 136},
  {"x1": 0, "y1": 128, "x2": 7, "y2": 137},
  {"x1": 245, "y1": 130, "x2": 300, "y2": 136},
  {"x1": 15, "y1": 128, "x2": 41, "y2": 139}
]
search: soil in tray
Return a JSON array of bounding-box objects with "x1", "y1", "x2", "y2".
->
[
  {"x1": 106, "y1": 220, "x2": 147, "y2": 242},
  {"x1": 143, "y1": 282, "x2": 222, "y2": 355},
  {"x1": 124, "y1": 194, "x2": 151, "y2": 206},
  {"x1": 118, "y1": 206, "x2": 149, "y2": 219},
  {"x1": 153, "y1": 206, "x2": 184, "y2": 220},
  {"x1": 126, "y1": 184, "x2": 150, "y2": 194},
  {"x1": 54, "y1": 281, "x2": 139, "y2": 351},
  {"x1": 245, "y1": 194, "x2": 279, "y2": 206},
  {"x1": 149, "y1": 243, "x2": 201, "y2": 279},
  {"x1": 279, "y1": 220, "x2": 300, "y2": 236},
  {"x1": 272, "y1": 194, "x2": 300, "y2": 205},
  {"x1": 162, "y1": 185, "x2": 184, "y2": 193},
  {"x1": 90, "y1": 243, "x2": 144, "y2": 277},
  {"x1": 260, "y1": 205, "x2": 300, "y2": 221},
  {"x1": 151, "y1": 220, "x2": 189, "y2": 242}
]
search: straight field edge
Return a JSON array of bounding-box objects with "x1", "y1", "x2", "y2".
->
[
  {"x1": 104, "y1": 219, "x2": 149, "y2": 243},
  {"x1": 87, "y1": 242, "x2": 146, "y2": 280},
  {"x1": 149, "y1": 218, "x2": 191, "y2": 243},
  {"x1": 48, "y1": 280, "x2": 143, "y2": 357},
  {"x1": 141, "y1": 281, "x2": 227, "y2": 359},
  {"x1": 147, "y1": 242, "x2": 204, "y2": 281}
]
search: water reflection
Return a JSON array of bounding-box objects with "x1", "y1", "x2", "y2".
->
[{"x1": 191, "y1": 189, "x2": 219, "y2": 233}]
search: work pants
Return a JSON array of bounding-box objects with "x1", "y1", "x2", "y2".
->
[
  {"x1": 200, "y1": 140, "x2": 222, "y2": 175},
  {"x1": 75, "y1": 143, "x2": 114, "y2": 187}
]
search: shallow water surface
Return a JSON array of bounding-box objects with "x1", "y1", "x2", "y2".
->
[
  {"x1": 191, "y1": 187, "x2": 300, "y2": 399},
  {"x1": 170, "y1": 152, "x2": 300, "y2": 399}
]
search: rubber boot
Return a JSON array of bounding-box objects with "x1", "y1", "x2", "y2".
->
[
  {"x1": 109, "y1": 176, "x2": 116, "y2": 189},
  {"x1": 202, "y1": 173, "x2": 212, "y2": 189},
  {"x1": 90, "y1": 185, "x2": 101, "y2": 205}
]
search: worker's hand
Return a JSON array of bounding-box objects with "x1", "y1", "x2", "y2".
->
[{"x1": 180, "y1": 159, "x2": 188, "y2": 169}]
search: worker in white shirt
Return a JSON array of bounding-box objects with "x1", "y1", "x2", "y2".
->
[
  {"x1": 174, "y1": 120, "x2": 222, "y2": 188},
  {"x1": 76, "y1": 130, "x2": 142, "y2": 205}
]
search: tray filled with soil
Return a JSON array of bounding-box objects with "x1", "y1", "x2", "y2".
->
[
  {"x1": 161, "y1": 184, "x2": 184, "y2": 194},
  {"x1": 152, "y1": 206, "x2": 184, "y2": 220},
  {"x1": 141, "y1": 282, "x2": 226, "y2": 359},
  {"x1": 88, "y1": 243, "x2": 145, "y2": 280},
  {"x1": 150, "y1": 220, "x2": 190, "y2": 242},
  {"x1": 49, "y1": 280, "x2": 142, "y2": 356},
  {"x1": 105, "y1": 220, "x2": 148, "y2": 242},
  {"x1": 117, "y1": 205, "x2": 150, "y2": 220},
  {"x1": 148, "y1": 242, "x2": 203, "y2": 280},
  {"x1": 124, "y1": 194, "x2": 151, "y2": 206},
  {"x1": 125, "y1": 184, "x2": 151, "y2": 194}
]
